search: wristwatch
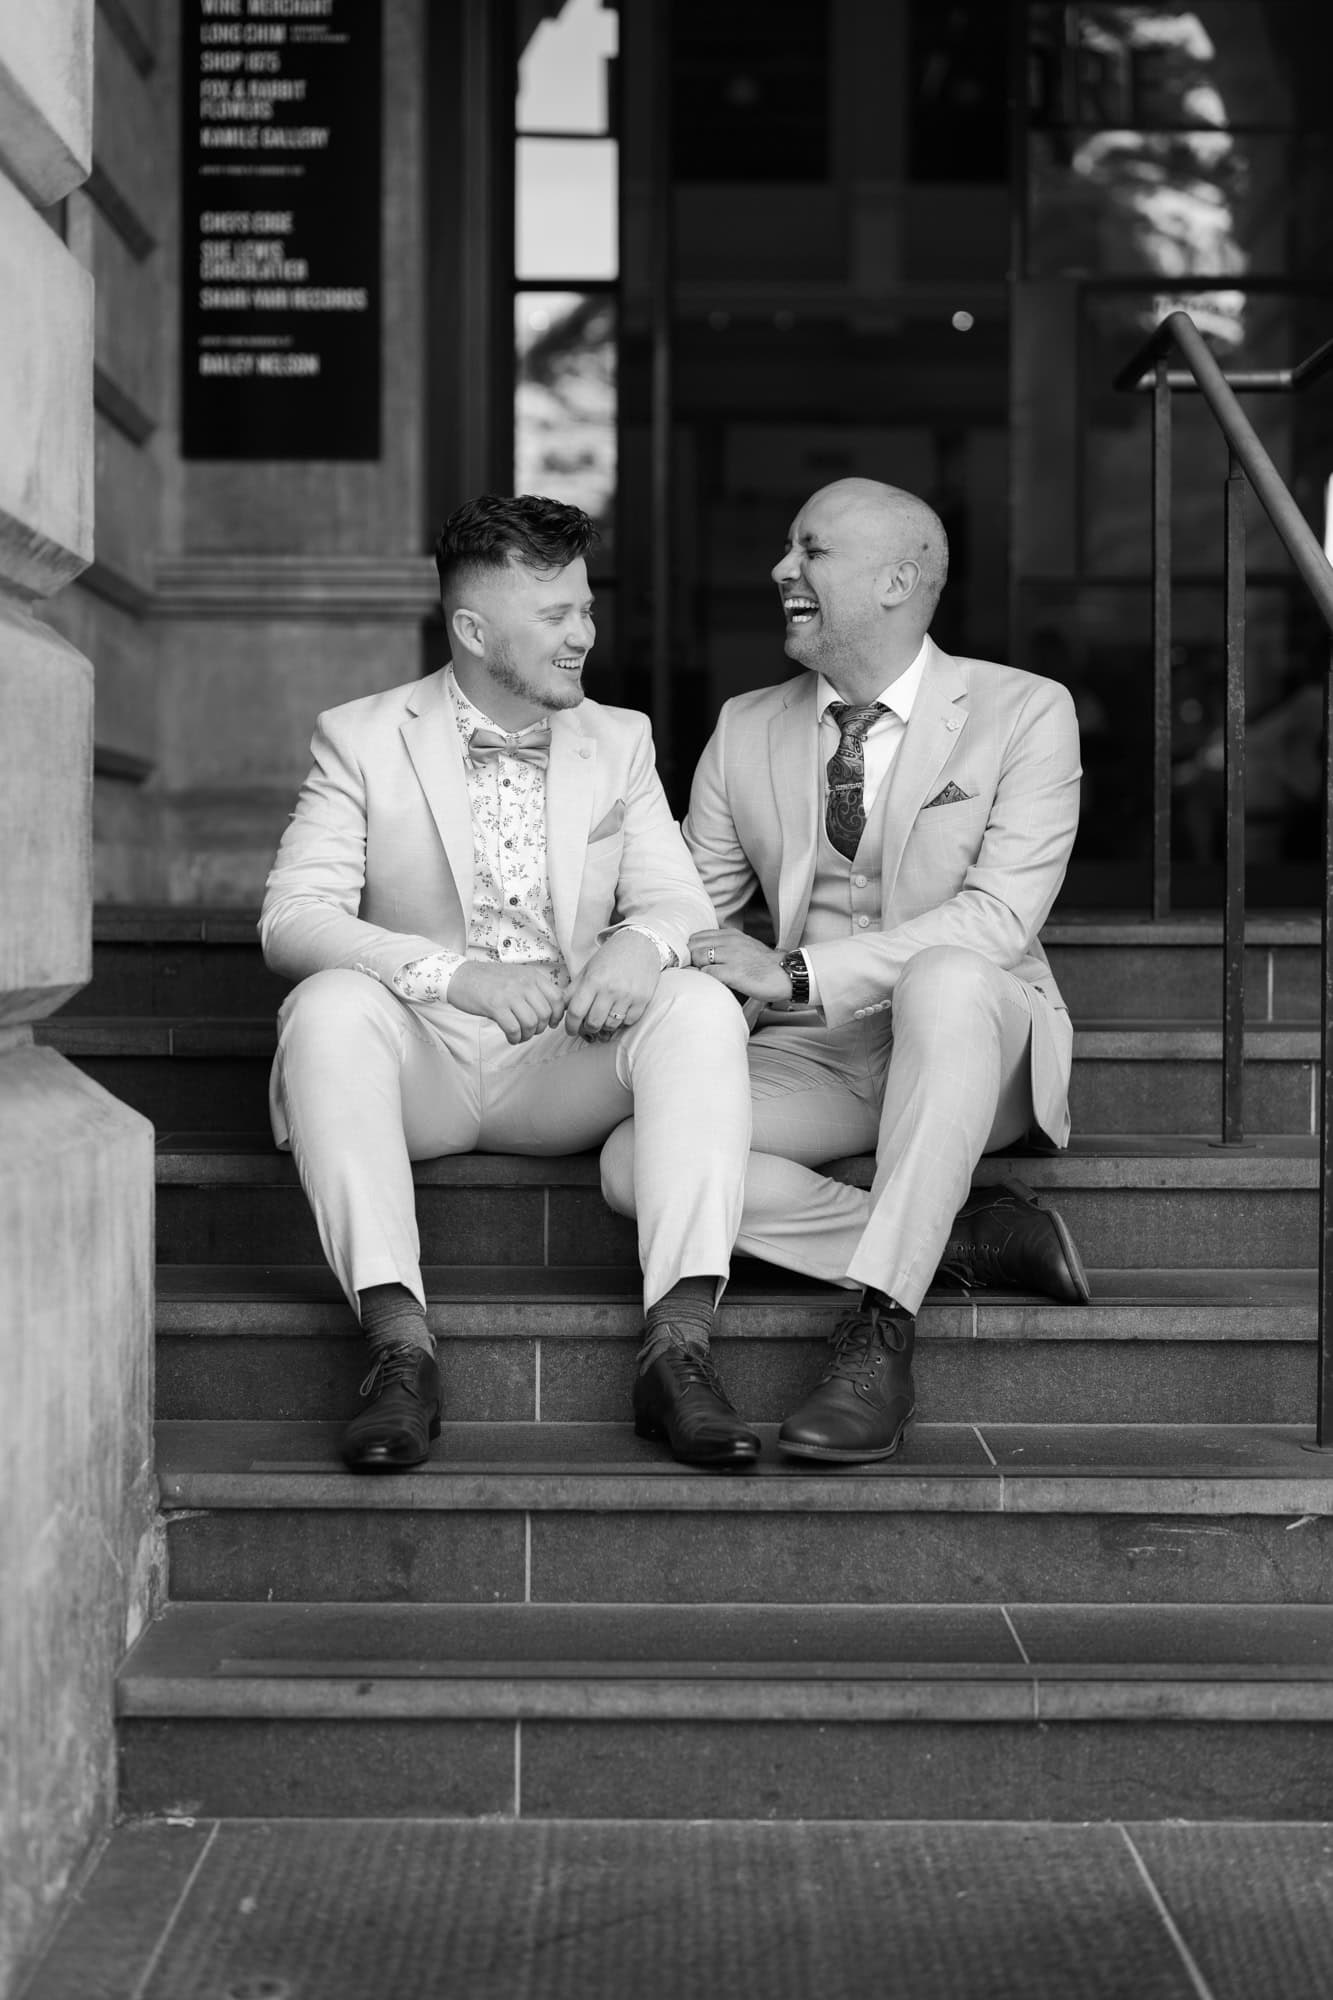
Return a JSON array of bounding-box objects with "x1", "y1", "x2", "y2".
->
[{"x1": 779, "y1": 950, "x2": 810, "y2": 1009}]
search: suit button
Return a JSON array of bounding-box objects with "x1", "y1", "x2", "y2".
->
[
  {"x1": 578, "y1": 747, "x2": 591, "y2": 758},
  {"x1": 854, "y1": 1009, "x2": 866, "y2": 1019},
  {"x1": 857, "y1": 915, "x2": 871, "y2": 928},
  {"x1": 854, "y1": 874, "x2": 867, "y2": 887}
]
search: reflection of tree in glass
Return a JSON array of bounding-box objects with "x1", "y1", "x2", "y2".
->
[
  {"x1": 515, "y1": 293, "x2": 616, "y2": 532},
  {"x1": 1031, "y1": 5, "x2": 1248, "y2": 346}
]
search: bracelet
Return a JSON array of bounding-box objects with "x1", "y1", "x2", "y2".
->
[{"x1": 780, "y1": 951, "x2": 810, "y2": 1008}]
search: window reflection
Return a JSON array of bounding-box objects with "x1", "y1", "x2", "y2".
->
[
  {"x1": 518, "y1": 0, "x2": 618, "y2": 136},
  {"x1": 516, "y1": 137, "x2": 618, "y2": 281},
  {"x1": 514, "y1": 291, "x2": 617, "y2": 553},
  {"x1": 1029, "y1": 5, "x2": 1255, "y2": 344}
]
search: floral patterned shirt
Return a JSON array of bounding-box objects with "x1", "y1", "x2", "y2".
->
[{"x1": 391, "y1": 669, "x2": 673, "y2": 1006}]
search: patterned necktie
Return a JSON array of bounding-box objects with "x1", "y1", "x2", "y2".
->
[
  {"x1": 824, "y1": 702, "x2": 887, "y2": 859},
  {"x1": 468, "y1": 723, "x2": 552, "y2": 770}
]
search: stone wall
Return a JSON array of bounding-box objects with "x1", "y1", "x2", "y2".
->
[
  {"x1": 152, "y1": 0, "x2": 435, "y2": 904},
  {"x1": 40, "y1": 0, "x2": 169, "y2": 903},
  {"x1": 0, "y1": 4, "x2": 158, "y2": 1991}
]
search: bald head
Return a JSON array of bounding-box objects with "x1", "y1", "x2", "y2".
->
[
  {"x1": 808, "y1": 479, "x2": 949, "y2": 619},
  {"x1": 772, "y1": 478, "x2": 950, "y2": 694}
]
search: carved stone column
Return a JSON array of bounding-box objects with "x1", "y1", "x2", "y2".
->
[{"x1": 0, "y1": 7, "x2": 157, "y2": 1987}]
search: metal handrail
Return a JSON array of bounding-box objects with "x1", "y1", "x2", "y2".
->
[
  {"x1": 1118, "y1": 332, "x2": 1333, "y2": 398},
  {"x1": 1114, "y1": 309, "x2": 1333, "y2": 1444}
]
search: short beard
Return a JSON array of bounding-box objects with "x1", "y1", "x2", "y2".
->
[{"x1": 489, "y1": 634, "x2": 585, "y2": 712}]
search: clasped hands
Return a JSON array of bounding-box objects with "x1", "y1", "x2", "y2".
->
[
  {"x1": 688, "y1": 927, "x2": 794, "y2": 1003},
  {"x1": 446, "y1": 929, "x2": 661, "y2": 1045}
]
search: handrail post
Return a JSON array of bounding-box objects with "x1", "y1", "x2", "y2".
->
[
  {"x1": 1312, "y1": 660, "x2": 1320, "y2": 1440},
  {"x1": 1152, "y1": 359, "x2": 1173, "y2": 918},
  {"x1": 1220, "y1": 450, "x2": 1247, "y2": 1146}
]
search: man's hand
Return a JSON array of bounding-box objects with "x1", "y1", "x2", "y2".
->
[
  {"x1": 565, "y1": 929, "x2": 661, "y2": 1040},
  {"x1": 689, "y1": 927, "x2": 793, "y2": 1003},
  {"x1": 447, "y1": 961, "x2": 568, "y2": 1044}
]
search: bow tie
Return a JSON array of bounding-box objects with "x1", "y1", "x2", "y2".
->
[{"x1": 468, "y1": 724, "x2": 551, "y2": 770}]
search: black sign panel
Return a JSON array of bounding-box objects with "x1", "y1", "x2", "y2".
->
[{"x1": 181, "y1": 0, "x2": 382, "y2": 460}]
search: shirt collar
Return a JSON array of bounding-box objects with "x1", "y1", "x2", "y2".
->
[
  {"x1": 818, "y1": 636, "x2": 930, "y2": 728},
  {"x1": 446, "y1": 663, "x2": 541, "y2": 741}
]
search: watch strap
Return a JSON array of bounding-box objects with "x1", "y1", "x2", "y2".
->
[{"x1": 780, "y1": 951, "x2": 810, "y2": 1008}]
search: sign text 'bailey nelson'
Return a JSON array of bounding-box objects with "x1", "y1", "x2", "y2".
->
[{"x1": 180, "y1": 0, "x2": 382, "y2": 461}]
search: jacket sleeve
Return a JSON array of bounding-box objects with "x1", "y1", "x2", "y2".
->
[
  {"x1": 259, "y1": 708, "x2": 443, "y2": 985},
  {"x1": 600, "y1": 714, "x2": 718, "y2": 961},
  {"x1": 680, "y1": 701, "x2": 761, "y2": 928},
  {"x1": 808, "y1": 678, "x2": 1082, "y2": 1027}
]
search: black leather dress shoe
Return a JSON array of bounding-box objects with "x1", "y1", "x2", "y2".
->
[
  {"x1": 342, "y1": 1345, "x2": 442, "y2": 1471},
  {"x1": 633, "y1": 1346, "x2": 760, "y2": 1470},
  {"x1": 937, "y1": 1177, "x2": 1092, "y2": 1304},
  {"x1": 778, "y1": 1302, "x2": 915, "y2": 1463}
]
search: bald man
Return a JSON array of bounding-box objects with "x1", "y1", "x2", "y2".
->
[
  {"x1": 602, "y1": 479, "x2": 1089, "y2": 1462},
  {"x1": 262, "y1": 494, "x2": 758, "y2": 1474}
]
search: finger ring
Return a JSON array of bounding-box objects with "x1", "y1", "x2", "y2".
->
[
  {"x1": 707, "y1": 947, "x2": 716, "y2": 964},
  {"x1": 607, "y1": 1011, "x2": 620, "y2": 1023}
]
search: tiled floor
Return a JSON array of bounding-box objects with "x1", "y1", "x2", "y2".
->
[{"x1": 23, "y1": 1818, "x2": 1333, "y2": 2000}]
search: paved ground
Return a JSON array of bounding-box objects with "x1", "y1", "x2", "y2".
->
[{"x1": 22, "y1": 1818, "x2": 1333, "y2": 1999}]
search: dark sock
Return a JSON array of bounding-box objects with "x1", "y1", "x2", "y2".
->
[
  {"x1": 637, "y1": 1274, "x2": 719, "y2": 1373},
  {"x1": 358, "y1": 1282, "x2": 433, "y2": 1360},
  {"x1": 863, "y1": 1286, "x2": 912, "y2": 1320}
]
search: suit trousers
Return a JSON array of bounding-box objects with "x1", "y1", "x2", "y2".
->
[
  {"x1": 601, "y1": 944, "x2": 1041, "y2": 1316},
  {"x1": 272, "y1": 966, "x2": 752, "y2": 1315}
]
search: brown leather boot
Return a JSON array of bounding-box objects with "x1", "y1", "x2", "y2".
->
[
  {"x1": 938, "y1": 1178, "x2": 1092, "y2": 1303},
  {"x1": 778, "y1": 1300, "x2": 915, "y2": 1463}
]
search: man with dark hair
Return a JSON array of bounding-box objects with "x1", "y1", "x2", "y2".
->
[
  {"x1": 603, "y1": 477, "x2": 1089, "y2": 1463},
  {"x1": 262, "y1": 493, "x2": 758, "y2": 1472}
]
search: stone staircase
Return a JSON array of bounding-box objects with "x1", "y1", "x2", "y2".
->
[{"x1": 36, "y1": 909, "x2": 1333, "y2": 1822}]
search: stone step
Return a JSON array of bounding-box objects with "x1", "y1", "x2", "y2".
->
[
  {"x1": 154, "y1": 1419, "x2": 1333, "y2": 1608},
  {"x1": 151, "y1": 1133, "x2": 1321, "y2": 1271},
  {"x1": 1042, "y1": 916, "x2": 1320, "y2": 1023},
  {"x1": 66, "y1": 908, "x2": 1323, "y2": 1022},
  {"x1": 116, "y1": 1597, "x2": 1333, "y2": 1820},
  {"x1": 68, "y1": 907, "x2": 289, "y2": 1018},
  {"x1": 34, "y1": 1014, "x2": 1323, "y2": 1134},
  {"x1": 155, "y1": 1264, "x2": 1319, "y2": 1427}
]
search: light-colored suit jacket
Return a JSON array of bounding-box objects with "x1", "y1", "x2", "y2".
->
[
  {"x1": 683, "y1": 638, "x2": 1082, "y2": 1147},
  {"x1": 260, "y1": 667, "x2": 715, "y2": 990}
]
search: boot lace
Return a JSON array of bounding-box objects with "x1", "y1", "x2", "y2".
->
[
  {"x1": 661, "y1": 1345, "x2": 738, "y2": 1411},
  {"x1": 358, "y1": 1344, "x2": 430, "y2": 1401},
  {"x1": 823, "y1": 1305, "x2": 908, "y2": 1382},
  {"x1": 938, "y1": 1202, "x2": 1020, "y2": 1289}
]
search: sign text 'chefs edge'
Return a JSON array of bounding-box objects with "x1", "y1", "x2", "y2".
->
[{"x1": 181, "y1": 0, "x2": 382, "y2": 460}]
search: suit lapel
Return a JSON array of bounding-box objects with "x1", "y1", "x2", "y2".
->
[
  {"x1": 544, "y1": 709, "x2": 596, "y2": 963},
  {"x1": 769, "y1": 678, "x2": 822, "y2": 949},
  {"x1": 401, "y1": 670, "x2": 474, "y2": 916},
  {"x1": 879, "y1": 639, "x2": 969, "y2": 903}
]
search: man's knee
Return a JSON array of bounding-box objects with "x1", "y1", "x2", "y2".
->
[
  {"x1": 644, "y1": 965, "x2": 750, "y2": 1045},
  {"x1": 278, "y1": 967, "x2": 403, "y2": 1052},
  {"x1": 894, "y1": 945, "x2": 1004, "y2": 1031},
  {"x1": 599, "y1": 1116, "x2": 636, "y2": 1216}
]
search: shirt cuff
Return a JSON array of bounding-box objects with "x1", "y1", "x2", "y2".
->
[
  {"x1": 616, "y1": 924, "x2": 679, "y2": 971},
  {"x1": 797, "y1": 948, "x2": 821, "y2": 1009},
  {"x1": 391, "y1": 949, "x2": 466, "y2": 1003}
]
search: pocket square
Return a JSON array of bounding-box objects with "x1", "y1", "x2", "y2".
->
[
  {"x1": 588, "y1": 799, "x2": 626, "y2": 843},
  {"x1": 922, "y1": 782, "x2": 976, "y2": 809}
]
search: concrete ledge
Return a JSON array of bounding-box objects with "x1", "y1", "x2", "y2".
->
[
  {"x1": 0, "y1": 608, "x2": 92, "y2": 1018},
  {"x1": 0, "y1": 171, "x2": 93, "y2": 594},
  {"x1": 0, "y1": 2, "x2": 93, "y2": 205}
]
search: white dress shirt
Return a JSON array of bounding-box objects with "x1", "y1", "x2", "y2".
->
[
  {"x1": 815, "y1": 637, "x2": 929, "y2": 815},
  {"x1": 794, "y1": 638, "x2": 930, "y2": 1010}
]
